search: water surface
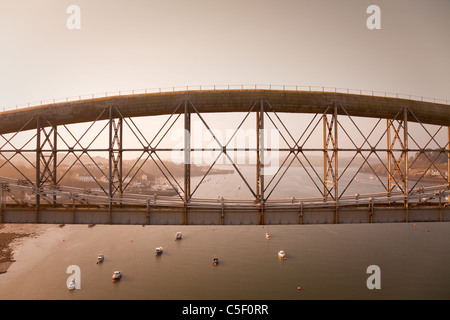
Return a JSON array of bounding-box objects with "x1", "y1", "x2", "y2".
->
[{"x1": 0, "y1": 222, "x2": 449, "y2": 300}]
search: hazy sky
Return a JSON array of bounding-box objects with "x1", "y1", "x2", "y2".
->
[{"x1": 0, "y1": 0, "x2": 449, "y2": 108}]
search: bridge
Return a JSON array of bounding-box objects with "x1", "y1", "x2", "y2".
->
[{"x1": 0, "y1": 85, "x2": 449, "y2": 225}]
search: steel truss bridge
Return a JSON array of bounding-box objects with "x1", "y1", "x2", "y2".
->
[{"x1": 0, "y1": 85, "x2": 449, "y2": 225}]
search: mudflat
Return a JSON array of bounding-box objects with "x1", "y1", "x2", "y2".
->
[{"x1": 0, "y1": 224, "x2": 41, "y2": 274}]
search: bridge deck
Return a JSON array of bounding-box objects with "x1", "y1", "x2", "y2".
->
[{"x1": 0, "y1": 90, "x2": 449, "y2": 134}]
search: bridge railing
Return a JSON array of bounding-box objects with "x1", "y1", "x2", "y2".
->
[
  {"x1": 1, "y1": 176, "x2": 448, "y2": 210},
  {"x1": 1, "y1": 84, "x2": 449, "y2": 113}
]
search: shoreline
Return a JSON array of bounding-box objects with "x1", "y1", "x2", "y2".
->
[{"x1": 0, "y1": 224, "x2": 44, "y2": 274}]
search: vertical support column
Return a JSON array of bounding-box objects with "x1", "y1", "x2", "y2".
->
[
  {"x1": 323, "y1": 104, "x2": 338, "y2": 203},
  {"x1": 323, "y1": 104, "x2": 338, "y2": 223},
  {"x1": 52, "y1": 126, "x2": 57, "y2": 206},
  {"x1": 184, "y1": 101, "x2": 191, "y2": 225},
  {"x1": 403, "y1": 107, "x2": 409, "y2": 212},
  {"x1": 109, "y1": 106, "x2": 113, "y2": 215},
  {"x1": 387, "y1": 108, "x2": 408, "y2": 208},
  {"x1": 108, "y1": 106, "x2": 123, "y2": 222},
  {"x1": 108, "y1": 107, "x2": 113, "y2": 221},
  {"x1": 119, "y1": 117, "x2": 123, "y2": 197},
  {"x1": 334, "y1": 105, "x2": 338, "y2": 206},
  {"x1": 35, "y1": 115, "x2": 41, "y2": 222},
  {"x1": 447, "y1": 127, "x2": 450, "y2": 204},
  {"x1": 256, "y1": 99, "x2": 265, "y2": 202},
  {"x1": 387, "y1": 119, "x2": 392, "y2": 198},
  {"x1": 256, "y1": 99, "x2": 265, "y2": 224},
  {"x1": 38, "y1": 124, "x2": 58, "y2": 206},
  {"x1": 184, "y1": 101, "x2": 191, "y2": 203}
]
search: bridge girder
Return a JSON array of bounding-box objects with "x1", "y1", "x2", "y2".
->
[
  {"x1": 0, "y1": 90, "x2": 449, "y2": 225},
  {"x1": 0, "y1": 90, "x2": 449, "y2": 135}
]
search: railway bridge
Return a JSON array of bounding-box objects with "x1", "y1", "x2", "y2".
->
[{"x1": 0, "y1": 85, "x2": 449, "y2": 225}]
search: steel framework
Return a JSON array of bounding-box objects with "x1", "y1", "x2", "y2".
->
[{"x1": 0, "y1": 91, "x2": 449, "y2": 224}]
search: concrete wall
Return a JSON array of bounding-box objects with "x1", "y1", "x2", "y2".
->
[{"x1": 2, "y1": 206, "x2": 449, "y2": 225}]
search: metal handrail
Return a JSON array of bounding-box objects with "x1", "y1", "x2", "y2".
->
[
  {"x1": 1, "y1": 176, "x2": 447, "y2": 210},
  {"x1": 1, "y1": 84, "x2": 449, "y2": 112}
]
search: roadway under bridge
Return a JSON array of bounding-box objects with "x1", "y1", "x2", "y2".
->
[{"x1": 0, "y1": 87, "x2": 449, "y2": 225}]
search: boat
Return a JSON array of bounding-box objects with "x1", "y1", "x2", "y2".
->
[
  {"x1": 155, "y1": 247, "x2": 163, "y2": 255},
  {"x1": 278, "y1": 250, "x2": 286, "y2": 259},
  {"x1": 266, "y1": 233, "x2": 271, "y2": 240},
  {"x1": 112, "y1": 271, "x2": 122, "y2": 282},
  {"x1": 175, "y1": 232, "x2": 182, "y2": 240},
  {"x1": 213, "y1": 258, "x2": 219, "y2": 266},
  {"x1": 68, "y1": 278, "x2": 76, "y2": 290},
  {"x1": 97, "y1": 254, "x2": 104, "y2": 264}
]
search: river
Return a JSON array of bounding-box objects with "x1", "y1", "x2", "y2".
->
[
  {"x1": 0, "y1": 222, "x2": 449, "y2": 300},
  {"x1": 0, "y1": 166, "x2": 449, "y2": 300}
]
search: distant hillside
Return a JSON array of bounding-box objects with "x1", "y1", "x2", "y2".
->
[{"x1": 360, "y1": 150, "x2": 448, "y2": 180}]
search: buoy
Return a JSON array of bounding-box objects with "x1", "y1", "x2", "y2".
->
[
  {"x1": 112, "y1": 280, "x2": 115, "y2": 283},
  {"x1": 284, "y1": 257, "x2": 286, "y2": 260},
  {"x1": 297, "y1": 286, "x2": 301, "y2": 290},
  {"x1": 413, "y1": 223, "x2": 416, "y2": 226}
]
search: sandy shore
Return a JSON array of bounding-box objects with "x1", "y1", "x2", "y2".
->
[{"x1": 0, "y1": 224, "x2": 49, "y2": 274}]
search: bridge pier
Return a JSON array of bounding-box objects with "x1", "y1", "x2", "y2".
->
[
  {"x1": 108, "y1": 106, "x2": 123, "y2": 224},
  {"x1": 35, "y1": 116, "x2": 58, "y2": 222},
  {"x1": 184, "y1": 101, "x2": 191, "y2": 225},
  {"x1": 386, "y1": 107, "x2": 409, "y2": 204},
  {"x1": 256, "y1": 99, "x2": 265, "y2": 224},
  {"x1": 323, "y1": 103, "x2": 338, "y2": 205},
  {"x1": 184, "y1": 101, "x2": 191, "y2": 202}
]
